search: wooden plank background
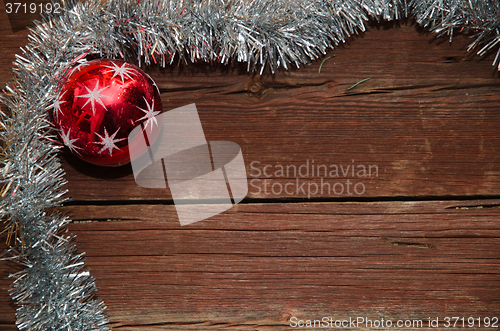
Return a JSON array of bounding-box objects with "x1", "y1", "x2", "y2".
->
[{"x1": 1, "y1": 3, "x2": 500, "y2": 330}]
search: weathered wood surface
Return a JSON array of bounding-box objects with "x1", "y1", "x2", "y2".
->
[
  {"x1": 57, "y1": 23, "x2": 500, "y2": 201},
  {"x1": 1, "y1": 200, "x2": 500, "y2": 329},
  {"x1": 1, "y1": 2, "x2": 500, "y2": 330}
]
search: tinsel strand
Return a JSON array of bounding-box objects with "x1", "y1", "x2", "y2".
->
[{"x1": 0, "y1": 0, "x2": 499, "y2": 330}]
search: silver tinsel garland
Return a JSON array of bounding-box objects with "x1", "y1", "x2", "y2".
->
[{"x1": 0, "y1": 0, "x2": 499, "y2": 329}]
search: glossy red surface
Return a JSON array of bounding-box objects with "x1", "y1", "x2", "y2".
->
[{"x1": 54, "y1": 59, "x2": 163, "y2": 167}]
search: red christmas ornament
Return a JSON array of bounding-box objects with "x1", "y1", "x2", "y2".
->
[{"x1": 53, "y1": 59, "x2": 163, "y2": 167}]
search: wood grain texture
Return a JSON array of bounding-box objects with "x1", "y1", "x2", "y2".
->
[
  {"x1": 55, "y1": 22, "x2": 500, "y2": 201},
  {"x1": 1, "y1": 2, "x2": 500, "y2": 330},
  {"x1": 3, "y1": 200, "x2": 500, "y2": 329}
]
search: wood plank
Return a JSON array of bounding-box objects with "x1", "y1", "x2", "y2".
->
[
  {"x1": 2, "y1": 12, "x2": 500, "y2": 201},
  {"x1": 2, "y1": 200, "x2": 499, "y2": 329},
  {"x1": 57, "y1": 22, "x2": 500, "y2": 201}
]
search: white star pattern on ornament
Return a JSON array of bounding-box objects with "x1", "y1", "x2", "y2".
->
[
  {"x1": 52, "y1": 91, "x2": 66, "y2": 120},
  {"x1": 77, "y1": 82, "x2": 109, "y2": 115},
  {"x1": 103, "y1": 62, "x2": 136, "y2": 84},
  {"x1": 137, "y1": 97, "x2": 160, "y2": 133},
  {"x1": 95, "y1": 127, "x2": 126, "y2": 156},
  {"x1": 60, "y1": 128, "x2": 82, "y2": 155},
  {"x1": 151, "y1": 78, "x2": 160, "y2": 94},
  {"x1": 68, "y1": 64, "x2": 83, "y2": 76}
]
